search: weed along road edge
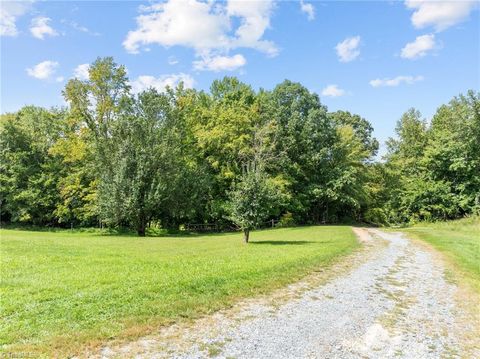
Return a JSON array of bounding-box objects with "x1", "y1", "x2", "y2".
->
[{"x1": 93, "y1": 229, "x2": 479, "y2": 359}]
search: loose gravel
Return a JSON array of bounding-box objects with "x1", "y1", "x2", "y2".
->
[{"x1": 95, "y1": 230, "x2": 479, "y2": 359}]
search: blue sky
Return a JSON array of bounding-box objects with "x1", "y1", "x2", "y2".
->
[{"x1": 1, "y1": 0, "x2": 479, "y2": 154}]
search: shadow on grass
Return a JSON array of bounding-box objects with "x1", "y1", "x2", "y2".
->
[{"x1": 250, "y1": 240, "x2": 313, "y2": 245}]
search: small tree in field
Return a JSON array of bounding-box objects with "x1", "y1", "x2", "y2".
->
[{"x1": 227, "y1": 166, "x2": 277, "y2": 243}]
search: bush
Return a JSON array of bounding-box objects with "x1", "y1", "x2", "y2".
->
[
  {"x1": 277, "y1": 212, "x2": 296, "y2": 227},
  {"x1": 363, "y1": 207, "x2": 388, "y2": 226}
]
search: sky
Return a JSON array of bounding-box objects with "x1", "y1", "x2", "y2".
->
[{"x1": 1, "y1": 0, "x2": 479, "y2": 155}]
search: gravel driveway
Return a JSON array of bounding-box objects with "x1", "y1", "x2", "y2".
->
[{"x1": 95, "y1": 229, "x2": 479, "y2": 359}]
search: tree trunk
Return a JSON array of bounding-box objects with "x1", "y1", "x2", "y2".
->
[
  {"x1": 137, "y1": 224, "x2": 146, "y2": 236},
  {"x1": 137, "y1": 216, "x2": 146, "y2": 237},
  {"x1": 243, "y1": 228, "x2": 250, "y2": 243}
]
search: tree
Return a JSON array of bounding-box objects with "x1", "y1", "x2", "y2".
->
[
  {"x1": 225, "y1": 106, "x2": 281, "y2": 242},
  {"x1": 423, "y1": 91, "x2": 480, "y2": 217},
  {"x1": 227, "y1": 168, "x2": 278, "y2": 243},
  {"x1": 381, "y1": 93, "x2": 480, "y2": 223},
  {"x1": 97, "y1": 86, "x2": 209, "y2": 235},
  {"x1": 63, "y1": 57, "x2": 131, "y2": 228},
  {"x1": 326, "y1": 111, "x2": 379, "y2": 222},
  {"x1": 0, "y1": 107, "x2": 64, "y2": 225},
  {"x1": 383, "y1": 109, "x2": 429, "y2": 222},
  {"x1": 49, "y1": 111, "x2": 98, "y2": 226},
  {"x1": 268, "y1": 80, "x2": 336, "y2": 222}
]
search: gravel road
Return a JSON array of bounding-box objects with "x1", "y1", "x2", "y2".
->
[{"x1": 96, "y1": 229, "x2": 479, "y2": 359}]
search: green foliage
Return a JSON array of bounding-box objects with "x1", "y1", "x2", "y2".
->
[
  {"x1": 99, "y1": 88, "x2": 208, "y2": 235},
  {"x1": 383, "y1": 91, "x2": 480, "y2": 223},
  {"x1": 227, "y1": 170, "x2": 279, "y2": 242},
  {"x1": 278, "y1": 211, "x2": 296, "y2": 227},
  {"x1": 0, "y1": 107, "x2": 64, "y2": 224},
  {"x1": 1, "y1": 56, "x2": 476, "y2": 232}
]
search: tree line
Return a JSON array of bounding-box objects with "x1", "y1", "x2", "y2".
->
[{"x1": 1, "y1": 57, "x2": 478, "y2": 238}]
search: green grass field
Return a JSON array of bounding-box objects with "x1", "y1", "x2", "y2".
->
[
  {"x1": 0, "y1": 226, "x2": 358, "y2": 357},
  {"x1": 400, "y1": 217, "x2": 480, "y2": 293}
]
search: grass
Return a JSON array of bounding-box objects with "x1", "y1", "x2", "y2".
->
[
  {"x1": 0, "y1": 225, "x2": 358, "y2": 357},
  {"x1": 399, "y1": 217, "x2": 480, "y2": 293}
]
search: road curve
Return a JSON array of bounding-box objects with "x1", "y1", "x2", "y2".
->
[{"x1": 95, "y1": 229, "x2": 479, "y2": 359}]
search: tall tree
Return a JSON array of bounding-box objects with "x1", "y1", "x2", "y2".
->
[
  {"x1": 0, "y1": 107, "x2": 64, "y2": 225},
  {"x1": 102, "y1": 88, "x2": 208, "y2": 235},
  {"x1": 63, "y1": 57, "x2": 131, "y2": 228},
  {"x1": 269, "y1": 80, "x2": 337, "y2": 222}
]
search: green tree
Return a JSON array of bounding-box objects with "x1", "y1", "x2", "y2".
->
[
  {"x1": 382, "y1": 92, "x2": 479, "y2": 222},
  {"x1": 49, "y1": 112, "x2": 98, "y2": 227},
  {"x1": 0, "y1": 107, "x2": 63, "y2": 225},
  {"x1": 63, "y1": 57, "x2": 131, "y2": 228},
  {"x1": 423, "y1": 91, "x2": 480, "y2": 217},
  {"x1": 268, "y1": 80, "x2": 336, "y2": 222},
  {"x1": 99, "y1": 87, "x2": 209, "y2": 235},
  {"x1": 227, "y1": 168, "x2": 278, "y2": 243}
]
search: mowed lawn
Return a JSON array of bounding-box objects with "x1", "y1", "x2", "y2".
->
[
  {"x1": 0, "y1": 226, "x2": 358, "y2": 356},
  {"x1": 401, "y1": 217, "x2": 480, "y2": 292}
]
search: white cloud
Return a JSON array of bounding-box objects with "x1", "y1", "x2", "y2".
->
[
  {"x1": 1, "y1": 1, "x2": 33, "y2": 37},
  {"x1": 401, "y1": 34, "x2": 437, "y2": 59},
  {"x1": 130, "y1": 73, "x2": 194, "y2": 94},
  {"x1": 369, "y1": 75, "x2": 424, "y2": 87},
  {"x1": 321, "y1": 84, "x2": 345, "y2": 97},
  {"x1": 123, "y1": 0, "x2": 277, "y2": 71},
  {"x1": 300, "y1": 0, "x2": 315, "y2": 21},
  {"x1": 56, "y1": 76, "x2": 64, "y2": 83},
  {"x1": 61, "y1": 20, "x2": 100, "y2": 36},
  {"x1": 168, "y1": 56, "x2": 179, "y2": 65},
  {"x1": 123, "y1": 0, "x2": 229, "y2": 54},
  {"x1": 26, "y1": 60, "x2": 59, "y2": 80},
  {"x1": 405, "y1": 0, "x2": 478, "y2": 31},
  {"x1": 193, "y1": 54, "x2": 246, "y2": 71},
  {"x1": 30, "y1": 16, "x2": 58, "y2": 39},
  {"x1": 226, "y1": 0, "x2": 277, "y2": 56},
  {"x1": 335, "y1": 36, "x2": 361, "y2": 63},
  {"x1": 73, "y1": 64, "x2": 90, "y2": 80}
]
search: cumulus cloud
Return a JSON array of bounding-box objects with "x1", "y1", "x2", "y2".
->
[
  {"x1": 30, "y1": 16, "x2": 58, "y2": 39},
  {"x1": 321, "y1": 84, "x2": 345, "y2": 97},
  {"x1": 401, "y1": 34, "x2": 437, "y2": 59},
  {"x1": 335, "y1": 36, "x2": 361, "y2": 63},
  {"x1": 73, "y1": 63, "x2": 90, "y2": 80},
  {"x1": 130, "y1": 73, "x2": 194, "y2": 94},
  {"x1": 1, "y1": 1, "x2": 33, "y2": 37},
  {"x1": 369, "y1": 75, "x2": 424, "y2": 87},
  {"x1": 123, "y1": 0, "x2": 276, "y2": 71},
  {"x1": 226, "y1": 0, "x2": 277, "y2": 56},
  {"x1": 300, "y1": 0, "x2": 315, "y2": 21},
  {"x1": 405, "y1": 0, "x2": 478, "y2": 31},
  {"x1": 123, "y1": 0, "x2": 227, "y2": 53},
  {"x1": 193, "y1": 54, "x2": 246, "y2": 71},
  {"x1": 26, "y1": 60, "x2": 59, "y2": 80}
]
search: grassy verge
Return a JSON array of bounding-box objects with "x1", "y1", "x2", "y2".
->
[
  {"x1": 399, "y1": 217, "x2": 480, "y2": 293},
  {"x1": 0, "y1": 226, "x2": 358, "y2": 357}
]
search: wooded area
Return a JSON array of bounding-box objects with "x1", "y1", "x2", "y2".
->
[{"x1": 1, "y1": 57, "x2": 479, "y2": 237}]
